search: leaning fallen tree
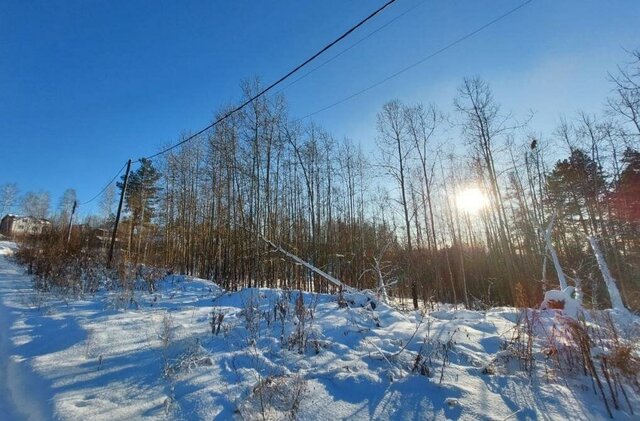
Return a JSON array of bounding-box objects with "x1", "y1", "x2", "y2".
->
[
  {"x1": 587, "y1": 236, "x2": 628, "y2": 313},
  {"x1": 259, "y1": 235, "x2": 401, "y2": 308},
  {"x1": 539, "y1": 216, "x2": 630, "y2": 317},
  {"x1": 258, "y1": 235, "x2": 355, "y2": 293}
]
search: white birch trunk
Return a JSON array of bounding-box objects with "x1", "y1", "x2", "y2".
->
[
  {"x1": 587, "y1": 236, "x2": 626, "y2": 312},
  {"x1": 374, "y1": 257, "x2": 389, "y2": 304},
  {"x1": 544, "y1": 212, "x2": 568, "y2": 290}
]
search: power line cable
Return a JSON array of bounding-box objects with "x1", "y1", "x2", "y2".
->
[
  {"x1": 294, "y1": 0, "x2": 534, "y2": 123},
  {"x1": 78, "y1": 0, "x2": 532, "y2": 207},
  {"x1": 71, "y1": 3, "x2": 401, "y2": 209},
  {"x1": 273, "y1": 0, "x2": 427, "y2": 96},
  {"x1": 78, "y1": 160, "x2": 128, "y2": 206},
  {"x1": 142, "y1": 0, "x2": 399, "y2": 161}
]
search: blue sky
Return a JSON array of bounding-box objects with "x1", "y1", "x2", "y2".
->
[{"x1": 1, "y1": 0, "x2": 638, "y2": 216}]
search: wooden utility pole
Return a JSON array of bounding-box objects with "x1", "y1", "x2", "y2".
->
[
  {"x1": 66, "y1": 200, "x2": 77, "y2": 246},
  {"x1": 108, "y1": 159, "x2": 131, "y2": 268}
]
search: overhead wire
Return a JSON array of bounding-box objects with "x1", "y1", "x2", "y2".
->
[
  {"x1": 272, "y1": 0, "x2": 428, "y2": 96},
  {"x1": 78, "y1": 160, "x2": 128, "y2": 206},
  {"x1": 142, "y1": 0, "x2": 399, "y2": 161},
  {"x1": 293, "y1": 0, "x2": 534, "y2": 123},
  {"x1": 73, "y1": 1, "x2": 401, "y2": 207},
  {"x1": 77, "y1": 0, "x2": 533, "y2": 207}
]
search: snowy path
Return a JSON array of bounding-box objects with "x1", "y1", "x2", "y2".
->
[
  {"x1": 0, "y1": 242, "x2": 54, "y2": 420},
  {"x1": 0, "y1": 243, "x2": 171, "y2": 420}
]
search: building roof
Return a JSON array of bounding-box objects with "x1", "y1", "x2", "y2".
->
[{"x1": 1, "y1": 214, "x2": 51, "y2": 224}]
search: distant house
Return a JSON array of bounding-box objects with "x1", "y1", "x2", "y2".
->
[
  {"x1": 0, "y1": 214, "x2": 51, "y2": 237},
  {"x1": 69, "y1": 224, "x2": 114, "y2": 248}
]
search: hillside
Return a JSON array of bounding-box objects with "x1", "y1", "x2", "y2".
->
[{"x1": 0, "y1": 241, "x2": 638, "y2": 420}]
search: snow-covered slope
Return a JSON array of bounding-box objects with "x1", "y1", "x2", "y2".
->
[
  {"x1": 0, "y1": 242, "x2": 637, "y2": 420},
  {"x1": 0, "y1": 241, "x2": 17, "y2": 256}
]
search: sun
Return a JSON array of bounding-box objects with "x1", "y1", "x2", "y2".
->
[{"x1": 456, "y1": 187, "x2": 488, "y2": 214}]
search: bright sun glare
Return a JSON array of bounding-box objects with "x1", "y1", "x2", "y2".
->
[{"x1": 456, "y1": 187, "x2": 488, "y2": 214}]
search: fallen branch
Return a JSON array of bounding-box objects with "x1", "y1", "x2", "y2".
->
[{"x1": 258, "y1": 235, "x2": 355, "y2": 292}]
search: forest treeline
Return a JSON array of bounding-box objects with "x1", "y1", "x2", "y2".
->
[{"x1": 4, "y1": 50, "x2": 639, "y2": 311}]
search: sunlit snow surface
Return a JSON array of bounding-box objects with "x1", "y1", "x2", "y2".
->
[{"x1": 0, "y1": 241, "x2": 638, "y2": 420}]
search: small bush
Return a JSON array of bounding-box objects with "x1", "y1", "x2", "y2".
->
[{"x1": 238, "y1": 374, "x2": 308, "y2": 421}]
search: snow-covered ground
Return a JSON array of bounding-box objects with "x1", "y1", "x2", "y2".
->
[{"x1": 0, "y1": 241, "x2": 638, "y2": 420}]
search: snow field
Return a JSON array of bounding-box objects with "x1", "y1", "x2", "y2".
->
[{"x1": 0, "y1": 241, "x2": 638, "y2": 420}]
